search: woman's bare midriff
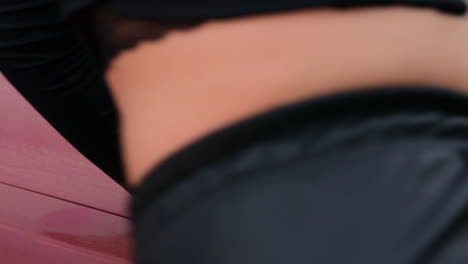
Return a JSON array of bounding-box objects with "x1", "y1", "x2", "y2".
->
[{"x1": 106, "y1": 7, "x2": 468, "y2": 185}]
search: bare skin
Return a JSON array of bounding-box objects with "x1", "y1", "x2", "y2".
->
[{"x1": 106, "y1": 7, "x2": 468, "y2": 186}]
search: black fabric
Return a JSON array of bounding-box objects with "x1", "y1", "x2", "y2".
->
[
  {"x1": 67, "y1": 0, "x2": 467, "y2": 65},
  {"x1": 92, "y1": 10, "x2": 202, "y2": 68},
  {"x1": 0, "y1": 0, "x2": 126, "y2": 187},
  {"x1": 132, "y1": 87, "x2": 468, "y2": 264},
  {"x1": 60, "y1": 0, "x2": 466, "y2": 19}
]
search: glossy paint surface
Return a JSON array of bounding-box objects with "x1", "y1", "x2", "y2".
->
[
  {"x1": 0, "y1": 74, "x2": 132, "y2": 263},
  {"x1": 0, "y1": 183, "x2": 132, "y2": 263},
  {"x1": 0, "y1": 75, "x2": 130, "y2": 217}
]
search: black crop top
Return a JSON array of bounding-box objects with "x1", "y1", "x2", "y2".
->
[
  {"x1": 60, "y1": 0, "x2": 466, "y2": 18},
  {"x1": 62, "y1": 0, "x2": 467, "y2": 67}
]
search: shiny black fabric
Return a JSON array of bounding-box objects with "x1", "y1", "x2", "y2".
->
[
  {"x1": 132, "y1": 87, "x2": 468, "y2": 264},
  {"x1": 60, "y1": 0, "x2": 466, "y2": 18}
]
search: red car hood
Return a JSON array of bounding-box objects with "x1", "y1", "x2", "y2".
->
[
  {"x1": 0, "y1": 75, "x2": 130, "y2": 217},
  {"x1": 0, "y1": 74, "x2": 132, "y2": 263}
]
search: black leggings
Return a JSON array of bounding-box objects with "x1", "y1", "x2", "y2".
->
[
  {"x1": 131, "y1": 87, "x2": 468, "y2": 264},
  {"x1": 0, "y1": 0, "x2": 125, "y2": 187}
]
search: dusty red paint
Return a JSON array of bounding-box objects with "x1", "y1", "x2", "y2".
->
[{"x1": 0, "y1": 74, "x2": 132, "y2": 263}]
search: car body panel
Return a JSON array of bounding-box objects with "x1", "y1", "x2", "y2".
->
[
  {"x1": 0, "y1": 74, "x2": 132, "y2": 263},
  {"x1": 0, "y1": 182, "x2": 132, "y2": 263},
  {"x1": 0, "y1": 75, "x2": 130, "y2": 217}
]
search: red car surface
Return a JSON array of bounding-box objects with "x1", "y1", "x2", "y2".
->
[{"x1": 0, "y1": 74, "x2": 132, "y2": 263}]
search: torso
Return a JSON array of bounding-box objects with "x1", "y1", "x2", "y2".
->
[{"x1": 105, "y1": 7, "x2": 468, "y2": 185}]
